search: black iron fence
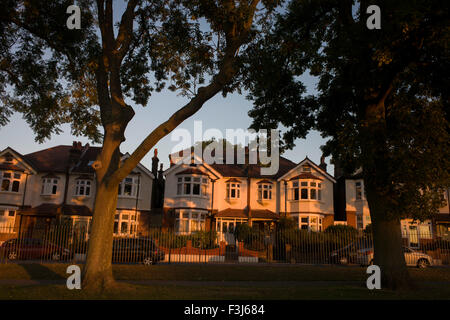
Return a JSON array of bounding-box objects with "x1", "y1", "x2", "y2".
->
[{"x1": 0, "y1": 225, "x2": 449, "y2": 266}]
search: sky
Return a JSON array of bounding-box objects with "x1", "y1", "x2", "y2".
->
[{"x1": 0, "y1": 1, "x2": 334, "y2": 176}]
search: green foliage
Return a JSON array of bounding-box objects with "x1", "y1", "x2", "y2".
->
[
  {"x1": 243, "y1": 0, "x2": 450, "y2": 222},
  {"x1": 325, "y1": 225, "x2": 358, "y2": 236},
  {"x1": 277, "y1": 217, "x2": 297, "y2": 231},
  {"x1": 190, "y1": 231, "x2": 218, "y2": 249}
]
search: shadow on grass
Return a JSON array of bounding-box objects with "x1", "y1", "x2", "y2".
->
[{"x1": 18, "y1": 263, "x2": 65, "y2": 280}]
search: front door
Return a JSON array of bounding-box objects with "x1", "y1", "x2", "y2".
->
[{"x1": 217, "y1": 220, "x2": 237, "y2": 245}]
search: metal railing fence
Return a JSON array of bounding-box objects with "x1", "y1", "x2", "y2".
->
[{"x1": 0, "y1": 225, "x2": 449, "y2": 266}]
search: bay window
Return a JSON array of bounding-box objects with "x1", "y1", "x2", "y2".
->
[
  {"x1": 295, "y1": 214, "x2": 323, "y2": 231},
  {"x1": 290, "y1": 180, "x2": 322, "y2": 201},
  {"x1": 113, "y1": 211, "x2": 139, "y2": 236},
  {"x1": 0, "y1": 208, "x2": 16, "y2": 232},
  {"x1": 175, "y1": 210, "x2": 206, "y2": 234},
  {"x1": 176, "y1": 175, "x2": 209, "y2": 196}
]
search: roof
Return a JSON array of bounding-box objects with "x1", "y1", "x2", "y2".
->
[
  {"x1": 15, "y1": 143, "x2": 153, "y2": 178},
  {"x1": 214, "y1": 208, "x2": 279, "y2": 220},
  {"x1": 18, "y1": 203, "x2": 92, "y2": 217},
  {"x1": 169, "y1": 146, "x2": 297, "y2": 179},
  {"x1": 22, "y1": 145, "x2": 100, "y2": 173}
]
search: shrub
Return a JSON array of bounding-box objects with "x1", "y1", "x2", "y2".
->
[
  {"x1": 190, "y1": 231, "x2": 218, "y2": 249},
  {"x1": 325, "y1": 224, "x2": 358, "y2": 236}
]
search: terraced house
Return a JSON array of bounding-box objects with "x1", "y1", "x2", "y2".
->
[
  {"x1": 162, "y1": 147, "x2": 336, "y2": 244},
  {"x1": 0, "y1": 142, "x2": 160, "y2": 242}
]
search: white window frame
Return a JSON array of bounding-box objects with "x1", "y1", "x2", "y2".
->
[
  {"x1": 295, "y1": 214, "x2": 323, "y2": 231},
  {"x1": 113, "y1": 211, "x2": 139, "y2": 236},
  {"x1": 41, "y1": 177, "x2": 59, "y2": 195},
  {"x1": 226, "y1": 182, "x2": 241, "y2": 199},
  {"x1": 75, "y1": 179, "x2": 92, "y2": 196},
  {"x1": 289, "y1": 180, "x2": 322, "y2": 201},
  {"x1": 0, "y1": 208, "x2": 17, "y2": 232},
  {"x1": 118, "y1": 176, "x2": 140, "y2": 198},
  {"x1": 0, "y1": 171, "x2": 21, "y2": 193},
  {"x1": 175, "y1": 210, "x2": 207, "y2": 235},
  {"x1": 258, "y1": 183, "x2": 273, "y2": 200},
  {"x1": 176, "y1": 175, "x2": 209, "y2": 197}
]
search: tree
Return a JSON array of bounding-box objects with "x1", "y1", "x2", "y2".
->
[
  {"x1": 1, "y1": 0, "x2": 280, "y2": 291},
  {"x1": 243, "y1": 0, "x2": 450, "y2": 289}
]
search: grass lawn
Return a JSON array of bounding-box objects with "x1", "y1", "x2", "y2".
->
[{"x1": 1, "y1": 263, "x2": 450, "y2": 299}]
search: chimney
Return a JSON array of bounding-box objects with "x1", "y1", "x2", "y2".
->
[
  {"x1": 158, "y1": 163, "x2": 164, "y2": 182},
  {"x1": 319, "y1": 154, "x2": 327, "y2": 172},
  {"x1": 333, "y1": 157, "x2": 344, "y2": 179},
  {"x1": 152, "y1": 149, "x2": 159, "y2": 177},
  {"x1": 69, "y1": 141, "x2": 82, "y2": 166}
]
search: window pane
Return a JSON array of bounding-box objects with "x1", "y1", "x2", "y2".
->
[
  {"x1": 12, "y1": 181, "x2": 20, "y2": 192},
  {"x1": 14, "y1": 173, "x2": 21, "y2": 179},
  {"x1": 184, "y1": 183, "x2": 191, "y2": 194},
  {"x1": 301, "y1": 189, "x2": 308, "y2": 199},
  {"x1": 1, "y1": 180, "x2": 10, "y2": 191},
  {"x1": 52, "y1": 185, "x2": 57, "y2": 194},
  {"x1": 310, "y1": 189, "x2": 317, "y2": 199},
  {"x1": 294, "y1": 188, "x2": 299, "y2": 200},
  {"x1": 193, "y1": 184, "x2": 200, "y2": 195},
  {"x1": 301, "y1": 181, "x2": 308, "y2": 186}
]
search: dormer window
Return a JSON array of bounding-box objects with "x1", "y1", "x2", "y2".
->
[
  {"x1": 176, "y1": 175, "x2": 209, "y2": 197},
  {"x1": 41, "y1": 177, "x2": 58, "y2": 195},
  {"x1": 257, "y1": 181, "x2": 273, "y2": 200},
  {"x1": 75, "y1": 179, "x2": 91, "y2": 196},
  {"x1": 226, "y1": 180, "x2": 241, "y2": 199},
  {"x1": 1, "y1": 172, "x2": 21, "y2": 193}
]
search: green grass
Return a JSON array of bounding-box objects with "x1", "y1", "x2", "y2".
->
[{"x1": 1, "y1": 263, "x2": 450, "y2": 299}]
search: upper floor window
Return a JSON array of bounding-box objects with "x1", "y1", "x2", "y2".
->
[
  {"x1": 258, "y1": 184, "x2": 272, "y2": 200},
  {"x1": 75, "y1": 179, "x2": 91, "y2": 196},
  {"x1": 290, "y1": 180, "x2": 322, "y2": 201},
  {"x1": 41, "y1": 178, "x2": 58, "y2": 195},
  {"x1": 355, "y1": 181, "x2": 363, "y2": 200},
  {"x1": 176, "y1": 176, "x2": 209, "y2": 196},
  {"x1": 226, "y1": 182, "x2": 241, "y2": 199},
  {"x1": 118, "y1": 176, "x2": 139, "y2": 198},
  {"x1": 1, "y1": 171, "x2": 21, "y2": 193}
]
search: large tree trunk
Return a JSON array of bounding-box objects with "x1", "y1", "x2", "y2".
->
[
  {"x1": 82, "y1": 130, "x2": 123, "y2": 292},
  {"x1": 361, "y1": 101, "x2": 413, "y2": 290},
  {"x1": 365, "y1": 182, "x2": 413, "y2": 290}
]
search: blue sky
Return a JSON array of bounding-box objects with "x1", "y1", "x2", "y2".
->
[{"x1": 0, "y1": 1, "x2": 334, "y2": 176}]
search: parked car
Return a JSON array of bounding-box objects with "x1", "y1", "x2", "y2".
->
[
  {"x1": 0, "y1": 238, "x2": 72, "y2": 261},
  {"x1": 329, "y1": 239, "x2": 373, "y2": 264},
  {"x1": 358, "y1": 246, "x2": 433, "y2": 268},
  {"x1": 112, "y1": 237, "x2": 165, "y2": 265}
]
